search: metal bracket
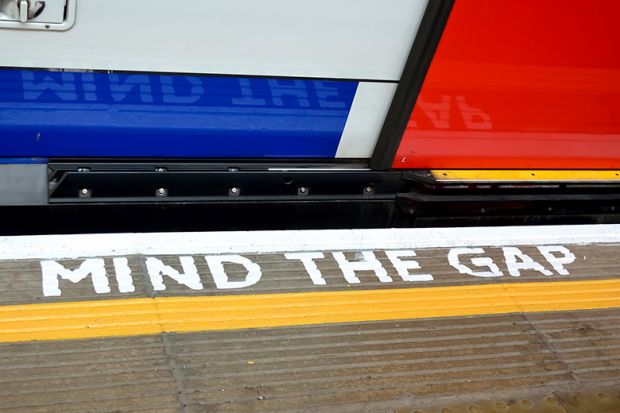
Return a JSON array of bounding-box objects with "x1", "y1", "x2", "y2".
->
[
  {"x1": 0, "y1": 0, "x2": 76, "y2": 31},
  {"x1": 47, "y1": 162, "x2": 405, "y2": 204}
]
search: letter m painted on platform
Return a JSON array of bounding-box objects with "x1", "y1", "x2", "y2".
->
[{"x1": 41, "y1": 259, "x2": 110, "y2": 297}]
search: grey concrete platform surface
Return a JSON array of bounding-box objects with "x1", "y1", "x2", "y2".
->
[{"x1": 0, "y1": 226, "x2": 618, "y2": 412}]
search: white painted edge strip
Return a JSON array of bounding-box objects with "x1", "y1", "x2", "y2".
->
[{"x1": 0, "y1": 225, "x2": 619, "y2": 261}]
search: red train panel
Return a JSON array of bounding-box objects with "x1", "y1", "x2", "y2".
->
[{"x1": 393, "y1": 0, "x2": 620, "y2": 169}]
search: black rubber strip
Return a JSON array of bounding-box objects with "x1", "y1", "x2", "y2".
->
[{"x1": 370, "y1": 0, "x2": 456, "y2": 170}]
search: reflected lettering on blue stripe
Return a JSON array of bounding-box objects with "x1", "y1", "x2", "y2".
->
[{"x1": 0, "y1": 70, "x2": 358, "y2": 158}]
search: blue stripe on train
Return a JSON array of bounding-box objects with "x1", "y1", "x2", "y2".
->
[
  {"x1": 0, "y1": 158, "x2": 47, "y2": 164},
  {"x1": 0, "y1": 70, "x2": 357, "y2": 158}
]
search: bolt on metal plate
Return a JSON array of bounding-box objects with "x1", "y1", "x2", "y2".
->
[{"x1": 78, "y1": 188, "x2": 91, "y2": 198}]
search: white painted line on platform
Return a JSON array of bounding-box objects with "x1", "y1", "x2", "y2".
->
[{"x1": 0, "y1": 225, "x2": 618, "y2": 261}]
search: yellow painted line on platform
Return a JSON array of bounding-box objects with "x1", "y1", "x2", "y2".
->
[
  {"x1": 1, "y1": 279, "x2": 619, "y2": 343},
  {"x1": 431, "y1": 169, "x2": 620, "y2": 182}
]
